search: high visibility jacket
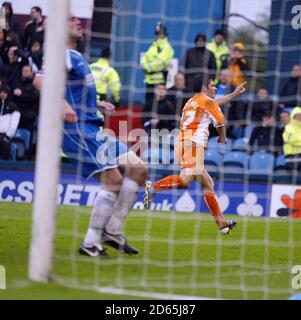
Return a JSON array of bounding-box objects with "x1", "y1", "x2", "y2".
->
[
  {"x1": 206, "y1": 39, "x2": 229, "y2": 71},
  {"x1": 140, "y1": 37, "x2": 174, "y2": 85},
  {"x1": 283, "y1": 106, "x2": 301, "y2": 156},
  {"x1": 90, "y1": 58, "x2": 121, "y2": 103}
]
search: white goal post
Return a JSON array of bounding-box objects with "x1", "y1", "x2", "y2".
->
[{"x1": 29, "y1": 0, "x2": 70, "y2": 282}]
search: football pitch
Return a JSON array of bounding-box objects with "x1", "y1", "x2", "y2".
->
[{"x1": 0, "y1": 202, "x2": 301, "y2": 300}]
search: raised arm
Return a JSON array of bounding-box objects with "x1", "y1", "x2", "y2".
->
[{"x1": 215, "y1": 82, "x2": 247, "y2": 106}]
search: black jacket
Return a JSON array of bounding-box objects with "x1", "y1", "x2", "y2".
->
[
  {"x1": 251, "y1": 100, "x2": 274, "y2": 122},
  {"x1": 22, "y1": 19, "x2": 44, "y2": 50},
  {"x1": 280, "y1": 77, "x2": 300, "y2": 108},
  {"x1": 183, "y1": 47, "x2": 217, "y2": 92},
  {"x1": 143, "y1": 98, "x2": 177, "y2": 131},
  {"x1": 1, "y1": 49, "x2": 29, "y2": 88},
  {"x1": 0, "y1": 97, "x2": 18, "y2": 116},
  {"x1": 12, "y1": 77, "x2": 39, "y2": 120},
  {"x1": 249, "y1": 125, "x2": 283, "y2": 153},
  {"x1": 166, "y1": 86, "x2": 190, "y2": 114}
]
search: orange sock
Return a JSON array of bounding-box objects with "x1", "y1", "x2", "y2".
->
[
  {"x1": 204, "y1": 191, "x2": 225, "y2": 227},
  {"x1": 153, "y1": 175, "x2": 184, "y2": 191}
]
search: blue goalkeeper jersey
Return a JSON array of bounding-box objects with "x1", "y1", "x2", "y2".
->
[{"x1": 65, "y1": 48, "x2": 104, "y2": 126}]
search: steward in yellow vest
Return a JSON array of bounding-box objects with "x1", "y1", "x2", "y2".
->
[
  {"x1": 140, "y1": 22, "x2": 174, "y2": 101},
  {"x1": 90, "y1": 47, "x2": 121, "y2": 105}
]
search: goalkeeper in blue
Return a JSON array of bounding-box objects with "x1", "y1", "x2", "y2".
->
[{"x1": 34, "y1": 15, "x2": 147, "y2": 256}]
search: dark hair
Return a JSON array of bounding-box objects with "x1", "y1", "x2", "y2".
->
[
  {"x1": 194, "y1": 33, "x2": 206, "y2": 43},
  {"x1": 214, "y1": 29, "x2": 225, "y2": 37},
  {"x1": 193, "y1": 73, "x2": 213, "y2": 92},
  {"x1": 0, "y1": 84, "x2": 10, "y2": 94},
  {"x1": 31, "y1": 6, "x2": 42, "y2": 14},
  {"x1": 22, "y1": 64, "x2": 32, "y2": 70},
  {"x1": 100, "y1": 46, "x2": 111, "y2": 59},
  {"x1": 2, "y1": 2, "x2": 13, "y2": 16},
  {"x1": 155, "y1": 22, "x2": 168, "y2": 36},
  {"x1": 263, "y1": 110, "x2": 273, "y2": 118},
  {"x1": 30, "y1": 39, "x2": 42, "y2": 48},
  {"x1": 280, "y1": 110, "x2": 290, "y2": 116}
]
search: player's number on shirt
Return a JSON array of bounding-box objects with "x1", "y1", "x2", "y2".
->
[{"x1": 182, "y1": 110, "x2": 196, "y2": 129}]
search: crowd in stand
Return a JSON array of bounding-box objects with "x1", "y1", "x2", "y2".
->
[
  {"x1": 140, "y1": 23, "x2": 301, "y2": 172},
  {"x1": 0, "y1": 3, "x2": 43, "y2": 160},
  {"x1": 0, "y1": 4, "x2": 300, "y2": 173}
]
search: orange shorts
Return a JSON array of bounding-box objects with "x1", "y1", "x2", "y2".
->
[{"x1": 175, "y1": 139, "x2": 204, "y2": 174}]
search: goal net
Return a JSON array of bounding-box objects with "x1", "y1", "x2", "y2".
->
[{"x1": 30, "y1": 0, "x2": 301, "y2": 300}]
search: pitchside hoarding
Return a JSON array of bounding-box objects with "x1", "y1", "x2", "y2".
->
[
  {"x1": 0, "y1": 170, "x2": 271, "y2": 217},
  {"x1": 270, "y1": 184, "x2": 301, "y2": 218}
]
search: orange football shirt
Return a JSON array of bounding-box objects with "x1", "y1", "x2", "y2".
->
[{"x1": 179, "y1": 93, "x2": 224, "y2": 144}]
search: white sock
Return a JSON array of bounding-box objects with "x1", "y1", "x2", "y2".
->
[
  {"x1": 105, "y1": 177, "x2": 140, "y2": 235},
  {"x1": 83, "y1": 188, "x2": 117, "y2": 245}
]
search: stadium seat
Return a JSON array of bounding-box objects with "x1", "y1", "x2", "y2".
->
[
  {"x1": 207, "y1": 137, "x2": 233, "y2": 155},
  {"x1": 244, "y1": 125, "x2": 256, "y2": 139},
  {"x1": 204, "y1": 149, "x2": 222, "y2": 177},
  {"x1": 221, "y1": 151, "x2": 248, "y2": 179},
  {"x1": 249, "y1": 152, "x2": 275, "y2": 181},
  {"x1": 10, "y1": 143, "x2": 18, "y2": 161},
  {"x1": 273, "y1": 154, "x2": 291, "y2": 183},
  {"x1": 13, "y1": 129, "x2": 31, "y2": 150},
  {"x1": 274, "y1": 154, "x2": 286, "y2": 170},
  {"x1": 230, "y1": 126, "x2": 244, "y2": 139},
  {"x1": 10, "y1": 129, "x2": 32, "y2": 160},
  {"x1": 223, "y1": 151, "x2": 248, "y2": 168},
  {"x1": 205, "y1": 149, "x2": 222, "y2": 167},
  {"x1": 232, "y1": 138, "x2": 249, "y2": 152},
  {"x1": 249, "y1": 152, "x2": 274, "y2": 173}
]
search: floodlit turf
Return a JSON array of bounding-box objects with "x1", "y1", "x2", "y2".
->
[{"x1": 1, "y1": 202, "x2": 301, "y2": 300}]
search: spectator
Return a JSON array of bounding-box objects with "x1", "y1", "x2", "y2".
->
[
  {"x1": 166, "y1": 72, "x2": 189, "y2": 114},
  {"x1": 27, "y1": 40, "x2": 43, "y2": 72},
  {"x1": 0, "y1": 84, "x2": 20, "y2": 159},
  {"x1": 140, "y1": 22, "x2": 174, "y2": 102},
  {"x1": 0, "y1": 29, "x2": 10, "y2": 65},
  {"x1": 221, "y1": 42, "x2": 249, "y2": 87},
  {"x1": 279, "y1": 110, "x2": 290, "y2": 129},
  {"x1": 206, "y1": 29, "x2": 229, "y2": 74},
  {"x1": 182, "y1": 33, "x2": 216, "y2": 93},
  {"x1": 22, "y1": 6, "x2": 44, "y2": 51},
  {"x1": 278, "y1": 110, "x2": 290, "y2": 146},
  {"x1": 283, "y1": 106, "x2": 301, "y2": 171},
  {"x1": 2, "y1": 2, "x2": 22, "y2": 43},
  {"x1": 31, "y1": 16, "x2": 46, "y2": 48},
  {"x1": 211, "y1": 68, "x2": 243, "y2": 139},
  {"x1": 249, "y1": 111, "x2": 283, "y2": 154},
  {"x1": 279, "y1": 65, "x2": 301, "y2": 110},
  {"x1": 215, "y1": 69, "x2": 233, "y2": 98},
  {"x1": 1, "y1": 45, "x2": 28, "y2": 88},
  {"x1": 142, "y1": 84, "x2": 177, "y2": 132},
  {"x1": 250, "y1": 88, "x2": 274, "y2": 123},
  {"x1": 90, "y1": 47, "x2": 121, "y2": 105},
  {"x1": 12, "y1": 64, "x2": 39, "y2": 136}
]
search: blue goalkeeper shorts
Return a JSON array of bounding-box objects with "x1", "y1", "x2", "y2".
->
[{"x1": 62, "y1": 122, "x2": 129, "y2": 179}]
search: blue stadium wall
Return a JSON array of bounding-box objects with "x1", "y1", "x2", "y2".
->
[
  {"x1": 267, "y1": 0, "x2": 301, "y2": 97},
  {"x1": 111, "y1": 0, "x2": 226, "y2": 104}
]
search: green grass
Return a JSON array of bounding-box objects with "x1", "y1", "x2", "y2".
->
[{"x1": 1, "y1": 202, "x2": 301, "y2": 300}]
